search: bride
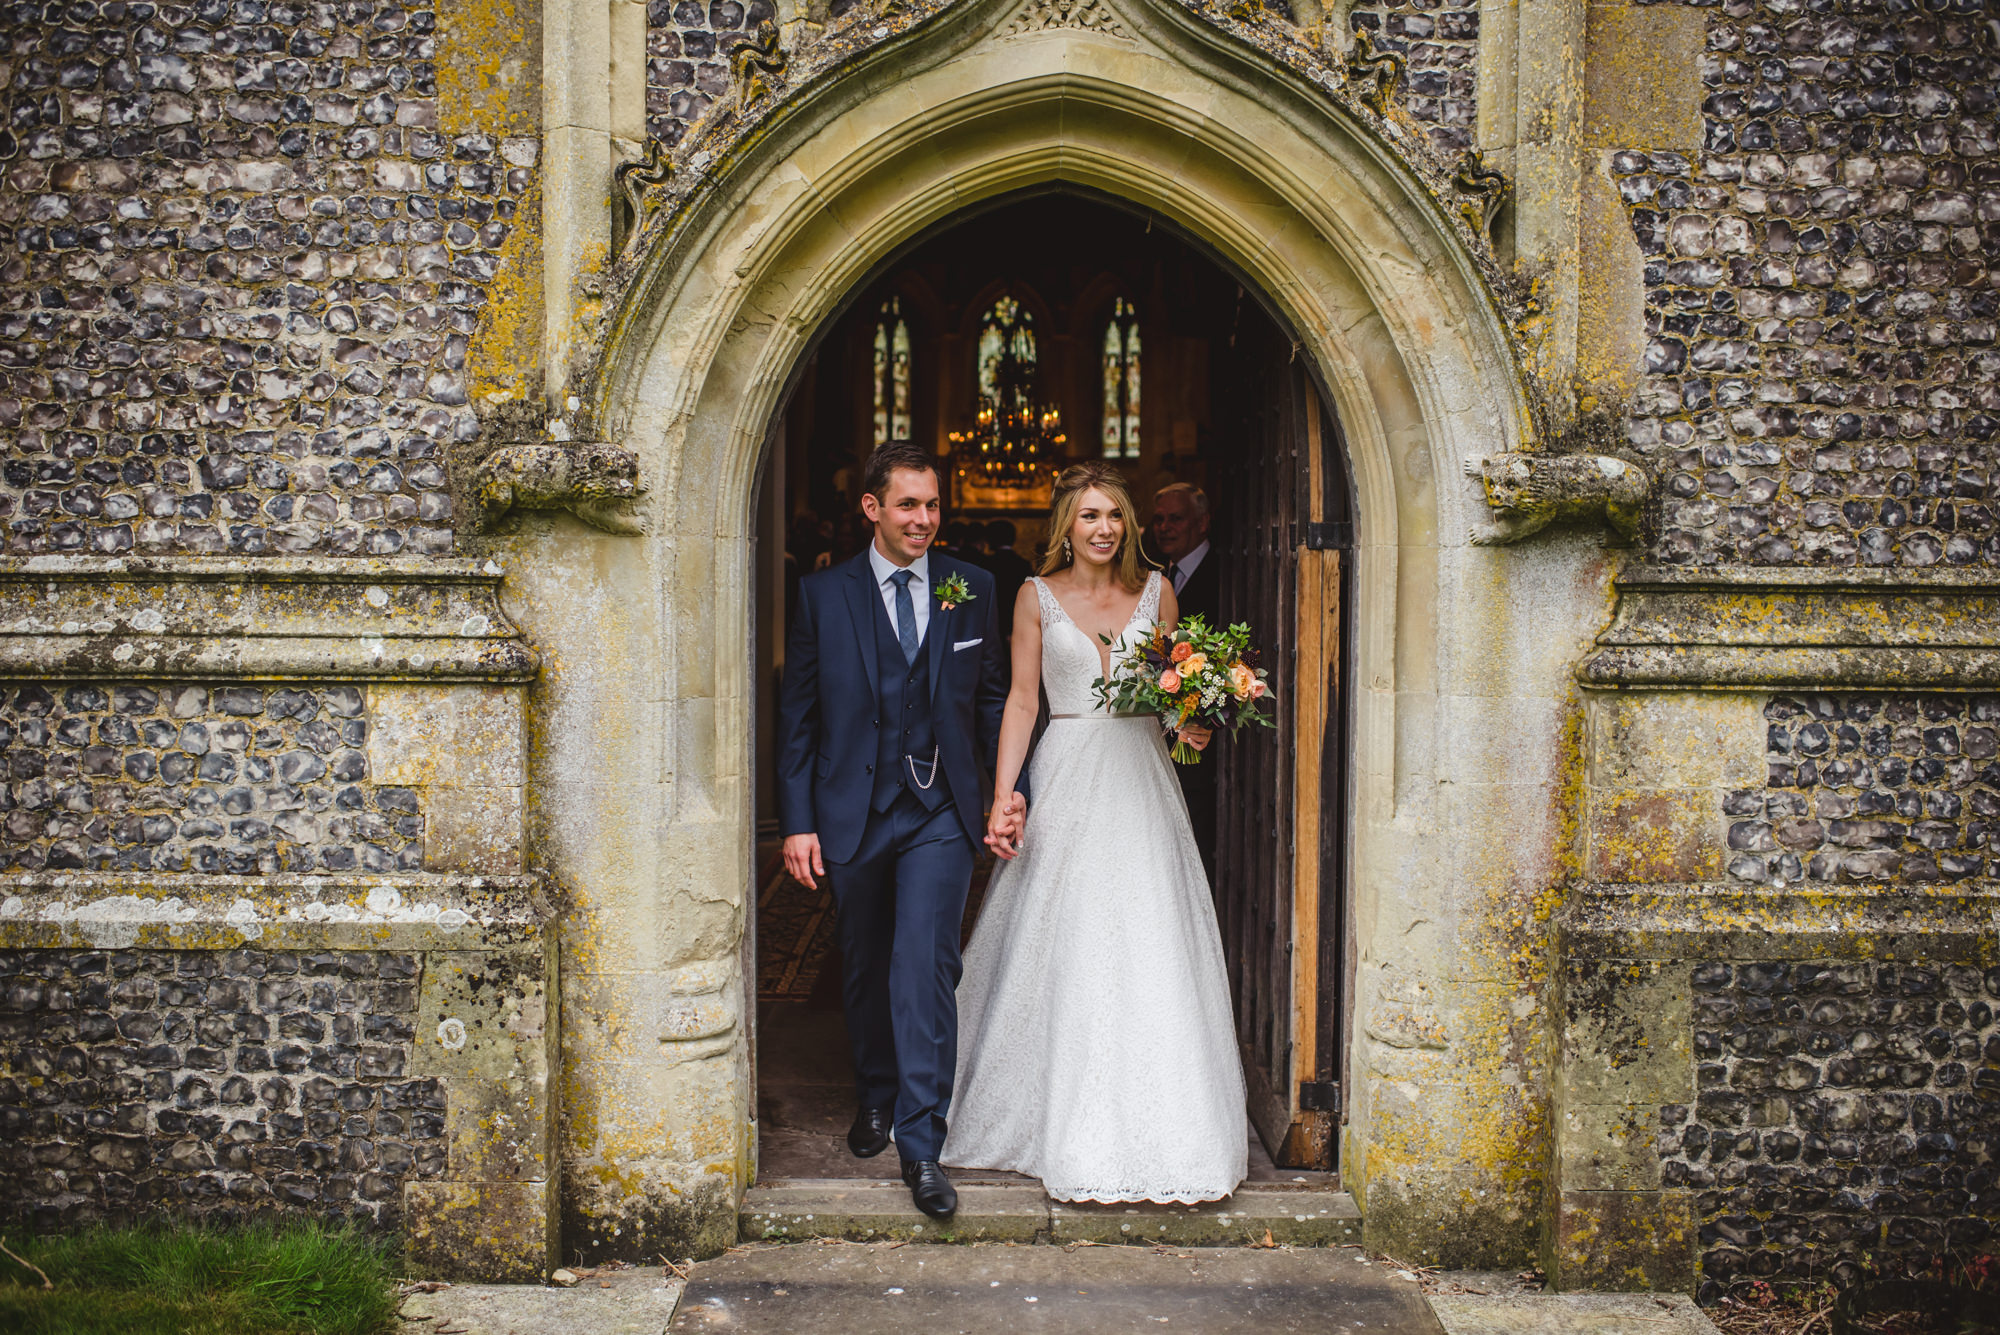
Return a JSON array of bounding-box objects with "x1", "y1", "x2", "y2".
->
[{"x1": 942, "y1": 462, "x2": 1248, "y2": 1203}]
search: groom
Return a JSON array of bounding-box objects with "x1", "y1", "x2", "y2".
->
[{"x1": 776, "y1": 442, "x2": 1014, "y2": 1218}]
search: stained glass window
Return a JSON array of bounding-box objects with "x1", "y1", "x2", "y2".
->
[
  {"x1": 1101, "y1": 297, "x2": 1141, "y2": 458},
  {"x1": 977, "y1": 295, "x2": 1036, "y2": 410},
  {"x1": 872, "y1": 297, "x2": 912, "y2": 446}
]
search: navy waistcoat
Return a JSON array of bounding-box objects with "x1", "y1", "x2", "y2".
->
[{"x1": 869, "y1": 586, "x2": 947, "y2": 814}]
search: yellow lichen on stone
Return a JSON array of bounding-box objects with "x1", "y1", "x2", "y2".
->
[
  {"x1": 470, "y1": 180, "x2": 548, "y2": 408},
  {"x1": 437, "y1": 0, "x2": 541, "y2": 136}
]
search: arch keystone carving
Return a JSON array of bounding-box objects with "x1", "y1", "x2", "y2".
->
[{"x1": 1002, "y1": 0, "x2": 1130, "y2": 36}]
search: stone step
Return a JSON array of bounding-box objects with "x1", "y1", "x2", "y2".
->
[
  {"x1": 670, "y1": 1243, "x2": 1442, "y2": 1335},
  {"x1": 740, "y1": 1177, "x2": 1362, "y2": 1246}
]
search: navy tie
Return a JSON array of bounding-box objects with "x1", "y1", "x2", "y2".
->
[{"x1": 890, "y1": 569, "x2": 919, "y2": 664}]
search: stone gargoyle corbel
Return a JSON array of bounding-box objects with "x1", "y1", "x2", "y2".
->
[
  {"x1": 1465, "y1": 452, "x2": 1649, "y2": 547},
  {"x1": 472, "y1": 441, "x2": 648, "y2": 536}
]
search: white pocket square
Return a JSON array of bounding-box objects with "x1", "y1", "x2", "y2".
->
[{"x1": 953, "y1": 638, "x2": 983, "y2": 651}]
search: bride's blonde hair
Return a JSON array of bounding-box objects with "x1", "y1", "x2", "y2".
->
[{"x1": 1039, "y1": 462, "x2": 1147, "y2": 592}]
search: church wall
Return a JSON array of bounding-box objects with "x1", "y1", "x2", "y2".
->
[
  {"x1": 0, "y1": 557, "x2": 555, "y2": 1275},
  {"x1": 0, "y1": 0, "x2": 545, "y2": 558},
  {"x1": 0, "y1": 0, "x2": 1994, "y2": 1299},
  {"x1": 1608, "y1": 0, "x2": 2000, "y2": 570},
  {"x1": 1545, "y1": 0, "x2": 2000, "y2": 1297},
  {"x1": 0, "y1": 0, "x2": 557, "y2": 1277},
  {"x1": 1561, "y1": 654, "x2": 2000, "y2": 1291}
]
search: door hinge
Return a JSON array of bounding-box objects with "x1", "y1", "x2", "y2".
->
[
  {"x1": 1298, "y1": 1080, "x2": 1341, "y2": 1113},
  {"x1": 1303, "y1": 522, "x2": 1352, "y2": 551}
]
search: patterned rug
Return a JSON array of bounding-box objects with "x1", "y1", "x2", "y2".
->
[{"x1": 756, "y1": 843, "x2": 993, "y2": 1002}]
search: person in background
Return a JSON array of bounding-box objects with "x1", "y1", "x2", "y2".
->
[
  {"x1": 941, "y1": 520, "x2": 984, "y2": 568},
  {"x1": 824, "y1": 512, "x2": 870, "y2": 570},
  {"x1": 1151, "y1": 483, "x2": 1216, "y2": 624},
  {"x1": 982, "y1": 520, "x2": 1032, "y2": 619},
  {"x1": 1150, "y1": 482, "x2": 1217, "y2": 881}
]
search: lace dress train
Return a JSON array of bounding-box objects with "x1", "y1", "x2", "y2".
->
[{"x1": 941, "y1": 572, "x2": 1248, "y2": 1203}]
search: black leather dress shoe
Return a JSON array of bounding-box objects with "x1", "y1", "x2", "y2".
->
[
  {"x1": 847, "y1": 1107, "x2": 892, "y2": 1158},
  {"x1": 901, "y1": 1159, "x2": 957, "y2": 1219}
]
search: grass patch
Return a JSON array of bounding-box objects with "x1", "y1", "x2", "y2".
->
[{"x1": 0, "y1": 1220, "x2": 402, "y2": 1335}]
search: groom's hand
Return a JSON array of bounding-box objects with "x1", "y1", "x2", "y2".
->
[
  {"x1": 783, "y1": 833, "x2": 825, "y2": 889},
  {"x1": 984, "y1": 793, "x2": 1027, "y2": 861}
]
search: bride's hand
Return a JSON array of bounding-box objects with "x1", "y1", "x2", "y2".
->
[
  {"x1": 1177, "y1": 723, "x2": 1213, "y2": 752},
  {"x1": 985, "y1": 793, "x2": 1026, "y2": 861}
]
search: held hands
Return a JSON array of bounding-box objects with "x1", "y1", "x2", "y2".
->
[
  {"x1": 984, "y1": 791, "x2": 1028, "y2": 861},
  {"x1": 782, "y1": 832, "x2": 826, "y2": 889},
  {"x1": 1176, "y1": 723, "x2": 1213, "y2": 752}
]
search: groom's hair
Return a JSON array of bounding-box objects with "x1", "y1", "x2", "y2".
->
[{"x1": 861, "y1": 442, "x2": 940, "y2": 501}]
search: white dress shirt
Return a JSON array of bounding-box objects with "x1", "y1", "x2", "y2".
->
[
  {"x1": 868, "y1": 542, "x2": 931, "y2": 643},
  {"x1": 1167, "y1": 538, "x2": 1210, "y2": 595}
]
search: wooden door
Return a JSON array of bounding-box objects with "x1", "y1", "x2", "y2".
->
[{"x1": 1213, "y1": 335, "x2": 1347, "y2": 1170}]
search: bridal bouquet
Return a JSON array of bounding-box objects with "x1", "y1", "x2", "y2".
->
[{"x1": 1092, "y1": 614, "x2": 1274, "y2": 764}]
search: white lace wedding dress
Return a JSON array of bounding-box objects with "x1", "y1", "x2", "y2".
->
[{"x1": 941, "y1": 571, "x2": 1248, "y2": 1203}]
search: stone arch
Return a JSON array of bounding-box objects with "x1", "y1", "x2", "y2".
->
[{"x1": 504, "y1": 0, "x2": 1579, "y2": 1261}]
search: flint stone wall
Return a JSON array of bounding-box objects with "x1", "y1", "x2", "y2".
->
[
  {"x1": 1348, "y1": 0, "x2": 1478, "y2": 153},
  {"x1": 1566, "y1": 665, "x2": 2000, "y2": 1295},
  {"x1": 0, "y1": 945, "x2": 441, "y2": 1229},
  {"x1": 1615, "y1": 0, "x2": 2000, "y2": 568},
  {"x1": 0, "y1": 0, "x2": 542, "y2": 558},
  {"x1": 0, "y1": 682, "x2": 423, "y2": 876},
  {"x1": 645, "y1": 0, "x2": 776, "y2": 152},
  {"x1": 1727, "y1": 693, "x2": 2000, "y2": 887},
  {"x1": 1663, "y1": 958, "x2": 1999, "y2": 1301},
  {"x1": 0, "y1": 877, "x2": 556, "y2": 1280}
]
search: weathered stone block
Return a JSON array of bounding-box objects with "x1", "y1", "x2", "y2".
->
[
  {"x1": 1550, "y1": 1190, "x2": 1697, "y2": 1293},
  {"x1": 1560, "y1": 959, "x2": 1694, "y2": 1107},
  {"x1": 412, "y1": 949, "x2": 552, "y2": 1086},
  {"x1": 425, "y1": 786, "x2": 526, "y2": 874},
  {"x1": 1557, "y1": 1101, "x2": 1660, "y2": 1192},
  {"x1": 1582, "y1": 3, "x2": 1705, "y2": 151},
  {"x1": 368, "y1": 685, "x2": 527, "y2": 790},
  {"x1": 405, "y1": 1179, "x2": 557, "y2": 1282},
  {"x1": 1585, "y1": 788, "x2": 1724, "y2": 882},
  {"x1": 1588, "y1": 692, "x2": 1764, "y2": 792},
  {"x1": 447, "y1": 1078, "x2": 553, "y2": 1182}
]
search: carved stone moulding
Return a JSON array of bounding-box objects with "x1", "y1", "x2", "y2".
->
[
  {"x1": 1559, "y1": 882, "x2": 2000, "y2": 961},
  {"x1": 0, "y1": 872, "x2": 547, "y2": 951},
  {"x1": 1580, "y1": 565, "x2": 2000, "y2": 692},
  {"x1": 0, "y1": 557, "x2": 540, "y2": 683}
]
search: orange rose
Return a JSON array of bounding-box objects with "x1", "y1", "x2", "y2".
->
[
  {"x1": 1159, "y1": 668, "x2": 1182, "y2": 692},
  {"x1": 1229, "y1": 663, "x2": 1256, "y2": 698},
  {"x1": 1182, "y1": 652, "x2": 1207, "y2": 676},
  {"x1": 1170, "y1": 641, "x2": 1194, "y2": 663}
]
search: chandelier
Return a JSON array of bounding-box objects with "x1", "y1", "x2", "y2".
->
[{"x1": 950, "y1": 298, "x2": 1065, "y2": 487}]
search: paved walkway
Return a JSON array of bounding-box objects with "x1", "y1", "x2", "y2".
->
[{"x1": 395, "y1": 1245, "x2": 1723, "y2": 1335}]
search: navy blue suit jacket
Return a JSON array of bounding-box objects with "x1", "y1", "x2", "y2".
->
[{"x1": 777, "y1": 549, "x2": 1010, "y2": 864}]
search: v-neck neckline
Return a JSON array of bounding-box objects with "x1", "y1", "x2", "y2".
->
[{"x1": 1039, "y1": 576, "x2": 1149, "y2": 680}]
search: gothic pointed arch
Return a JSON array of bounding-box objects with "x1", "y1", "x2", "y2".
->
[{"x1": 520, "y1": 0, "x2": 1568, "y2": 1268}]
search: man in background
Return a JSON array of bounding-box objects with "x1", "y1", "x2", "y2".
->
[
  {"x1": 982, "y1": 519, "x2": 1032, "y2": 621},
  {"x1": 1152, "y1": 483, "x2": 1216, "y2": 623},
  {"x1": 1150, "y1": 482, "x2": 1217, "y2": 880}
]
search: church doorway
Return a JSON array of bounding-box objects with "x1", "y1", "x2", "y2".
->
[{"x1": 747, "y1": 190, "x2": 1353, "y2": 1183}]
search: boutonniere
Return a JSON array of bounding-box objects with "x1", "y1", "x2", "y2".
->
[{"x1": 935, "y1": 573, "x2": 975, "y2": 611}]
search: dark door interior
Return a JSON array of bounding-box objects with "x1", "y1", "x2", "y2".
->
[
  {"x1": 751, "y1": 192, "x2": 1352, "y2": 1178},
  {"x1": 1213, "y1": 324, "x2": 1350, "y2": 1169}
]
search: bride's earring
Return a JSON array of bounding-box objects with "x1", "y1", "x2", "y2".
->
[{"x1": 1062, "y1": 537, "x2": 1072, "y2": 562}]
